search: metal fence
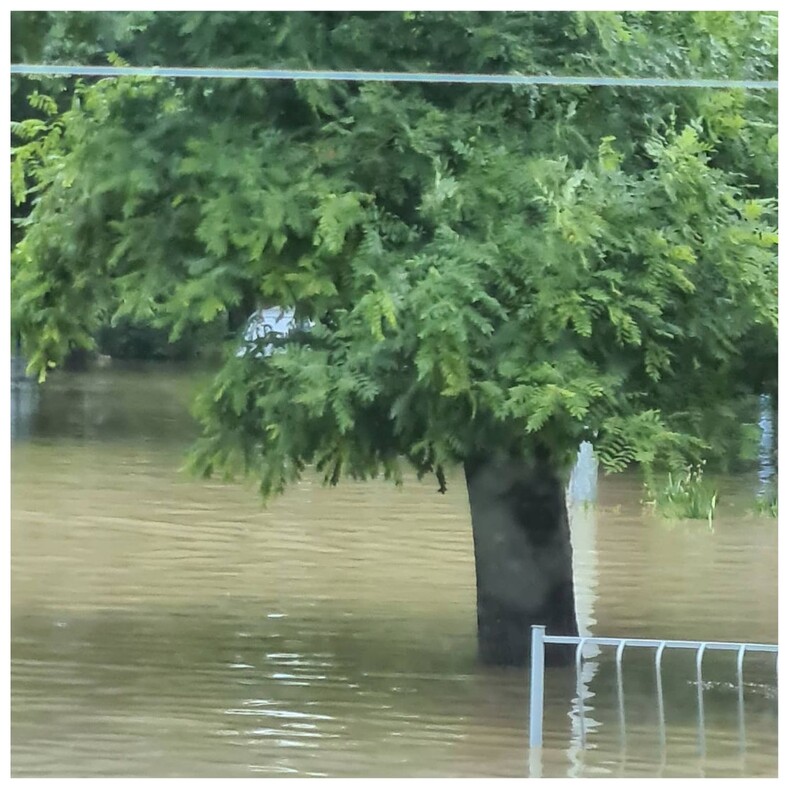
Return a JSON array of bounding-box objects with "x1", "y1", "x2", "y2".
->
[{"x1": 528, "y1": 625, "x2": 778, "y2": 762}]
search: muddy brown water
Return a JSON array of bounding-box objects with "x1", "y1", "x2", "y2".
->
[{"x1": 10, "y1": 364, "x2": 778, "y2": 777}]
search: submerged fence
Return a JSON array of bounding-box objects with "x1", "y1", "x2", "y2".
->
[{"x1": 528, "y1": 625, "x2": 778, "y2": 759}]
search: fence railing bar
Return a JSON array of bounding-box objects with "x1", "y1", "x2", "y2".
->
[
  {"x1": 655, "y1": 642, "x2": 667, "y2": 753},
  {"x1": 542, "y1": 635, "x2": 777, "y2": 652},
  {"x1": 696, "y1": 643, "x2": 708, "y2": 759}
]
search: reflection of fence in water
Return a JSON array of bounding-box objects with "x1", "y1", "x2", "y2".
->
[{"x1": 528, "y1": 625, "x2": 778, "y2": 776}]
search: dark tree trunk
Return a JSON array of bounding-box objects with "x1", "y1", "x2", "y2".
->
[
  {"x1": 226, "y1": 289, "x2": 259, "y2": 338},
  {"x1": 464, "y1": 452, "x2": 579, "y2": 667}
]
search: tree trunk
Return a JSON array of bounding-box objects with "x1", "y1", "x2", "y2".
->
[{"x1": 464, "y1": 452, "x2": 579, "y2": 667}]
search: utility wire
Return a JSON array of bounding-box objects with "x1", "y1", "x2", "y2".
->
[{"x1": 9, "y1": 63, "x2": 779, "y2": 90}]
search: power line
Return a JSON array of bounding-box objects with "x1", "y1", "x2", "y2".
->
[{"x1": 9, "y1": 63, "x2": 778, "y2": 90}]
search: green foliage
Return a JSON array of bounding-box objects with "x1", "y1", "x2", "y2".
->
[{"x1": 11, "y1": 11, "x2": 778, "y2": 495}]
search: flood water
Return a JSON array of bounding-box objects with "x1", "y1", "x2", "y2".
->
[{"x1": 10, "y1": 364, "x2": 778, "y2": 778}]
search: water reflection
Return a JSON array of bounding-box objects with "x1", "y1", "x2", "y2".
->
[{"x1": 565, "y1": 502, "x2": 602, "y2": 776}]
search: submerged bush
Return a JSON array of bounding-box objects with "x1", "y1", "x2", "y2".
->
[
  {"x1": 646, "y1": 463, "x2": 718, "y2": 526},
  {"x1": 754, "y1": 483, "x2": 778, "y2": 518}
]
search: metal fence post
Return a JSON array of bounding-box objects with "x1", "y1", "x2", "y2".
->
[{"x1": 529, "y1": 625, "x2": 546, "y2": 750}]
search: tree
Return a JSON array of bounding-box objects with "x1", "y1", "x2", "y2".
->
[
  {"x1": 10, "y1": 11, "x2": 229, "y2": 364},
  {"x1": 11, "y1": 11, "x2": 778, "y2": 665}
]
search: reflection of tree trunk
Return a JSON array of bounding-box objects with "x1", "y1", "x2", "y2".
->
[
  {"x1": 63, "y1": 347, "x2": 91, "y2": 372},
  {"x1": 464, "y1": 452, "x2": 579, "y2": 667},
  {"x1": 11, "y1": 376, "x2": 39, "y2": 442}
]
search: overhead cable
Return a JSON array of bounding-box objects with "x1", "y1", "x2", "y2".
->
[{"x1": 9, "y1": 63, "x2": 779, "y2": 90}]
